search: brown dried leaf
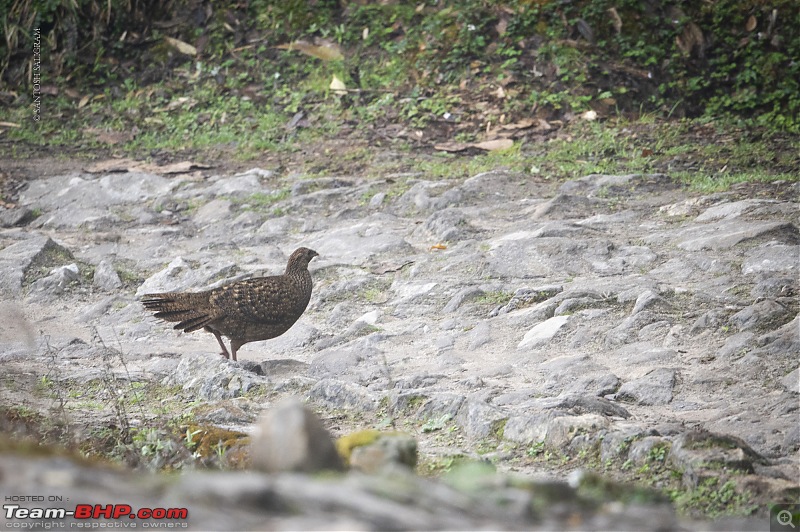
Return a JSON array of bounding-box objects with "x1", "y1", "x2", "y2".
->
[
  {"x1": 435, "y1": 138, "x2": 514, "y2": 152},
  {"x1": 155, "y1": 161, "x2": 211, "y2": 174},
  {"x1": 330, "y1": 74, "x2": 347, "y2": 95},
  {"x1": 87, "y1": 159, "x2": 210, "y2": 175},
  {"x1": 608, "y1": 8, "x2": 623, "y2": 34},
  {"x1": 676, "y1": 22, "x2": 704, "y2": 55},
  {"x1": 164, "y1": 36, "x2": 197, "y2": 56},
  {"x1": 745, "y1": 15, "x2": 757, "y2": 32},
  {"x1": 86, "y1": 158, "x2": 137, "y2": 173},
  {"x1": 77, "y1": 95, "x2": 91, "y2": 109},
  {"x1": 472, "y1": 139, "x2": 513, "y2": 151},
  {"x1": 276, "y1": 40, "x2": 344, "y2": 61}
]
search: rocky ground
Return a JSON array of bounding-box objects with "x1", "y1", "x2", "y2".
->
[{"x1": 0, "y1": 158, "x2": 797, "y2": 529}]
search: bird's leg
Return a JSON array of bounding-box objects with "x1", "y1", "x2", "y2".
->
[
  {"x1": 230, "y1": 340, "x2": 243, "y2": 362},
  {"x1": 209, "y1": 329, "x2": 230, "y2": 359}
]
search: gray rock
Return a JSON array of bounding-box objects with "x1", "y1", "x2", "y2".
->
[
  {"x1": 632, "y1": 289, "x2": 663, "y2": 314},
  {"x1": 605, "y1": 311, "x2": 659, "y2": 346},
  {"x1": 368, "y1": 191, "x2": 386, "y2": 209},
  {"x1": 443, "y1": 286, "x2": 484, "y2": 313},
  {"x1": 194, "y1": 400, "x2": 255, "y2": 425},
  {"x1": 677, "y1": 221, "x2": 796, "y2": 251},
  {"x1": 503, "y1": 413, "x2": 558, "y2": 444},
  {"x1": 488, "y1": 235, "x2": 614, "y2": 278},
  {"x1": 395, "y1": 180, "x2": 462, "y2": 214},
  {"x1": 780, "y1": 368, "x2": 799, "y2": 394},
  {"x1": 309, "y1": 348, "x2": 363, "y2": 378},
  {"x1": 753, "y1": 315, "x2": 800, "y2": 357},
  {"x1": 456, "y1": 398, "x2": 506, "y2": 439},
  {"x1": 612, "y1": 368, "x2": 676, "y2": 405},
  {"x1": 491, "y1": 284, "x2": 562, "y2": 316},
  {"x1": 468, "y1": 320, "x2": 491, "y2": 350},
  {"x1": 627, "y1": 436, "x2": 671, "y2": 465},
  {"x1": 669, "y1": 430, "x2": 766, "y2": 486},
  {"x1": 307, "y1": 216, "x2": 412, "y2": 266},
  {"x1": 256, "y1": 215, "x2": 292, "y2": 237},
  {"x1": 545, "y1": 414, "x2": 610, "y2": 448},
  {"x1": 751, "y1": 276, "x2": 796, "y2": 299},
  {"x1": 308, "y1": 379, "x2": 378, "y2": 410},
  {"x1": 518, "y1": 315, "x2": 570, "y2": 349},
  {"x1": 717, "y1": 331, "x2": 756, "y2": 359},
  {"x1": 0, "y1": 235, "x2": 73, "y2": 297},
  {"x1": 207, "y1": 172, "x2": 265, "y2": 197},
  {"x1": 259, "y1": 359, "x2": 309, "y2": 378},
  {"x1": 695, "y1": 199, "x2": 768, "y2": 222},
  {"x1": 553, "y1": 296, "x2": 602, "y2": 315},
  {"x1": 162, "y1": 354, "x2": 268, "y2": 400},
  {"x1": 390, "y1": 280, "x2": 438, "y2": 304},
  {"x1": 135, "y1": 256, "x2": 238, "y2": 296},
  {"x1": 349, "y1": 433, "x2": 418, "y2": 473},
  {"x1": 742, "y1": 244, "x2": 799, "y2": 274},
  {"x1": 28, "y1": 263, "x2": 80, "y2": 296},
  {"x1": 417, "y1": 208, "x2": 475, "y2": 242},
  {"x1": 192, "y1": 198, "x2": 233, "y2": 225},
  {"x1": 563, "y1": 373, "x2": 621, "y2": 397},
  {"x1": 540, "y1": 394, "x2": 630, "y2": 419},
  {"x1": 729, "y1": 299, "x2": 789, "y2": 331},
  {"x1": 0, "y1": 206, "x2": 34, "y2": 227},
  {"x1": 250, "y1": 398, "x2": 344, "y2": 473},
  {"x1": 22, "y1": 172, "x2": 177, "y2": 228},
  {"x1": 290, "y1": 177, "x2": 353, "y2": 197},
  {"x1": 93, "y1": 260, "x2": 123, "y2": 290}
]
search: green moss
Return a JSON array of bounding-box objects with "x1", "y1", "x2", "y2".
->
[{"x1": 670, "y1": 478, "x2": 758, "y2": 519}]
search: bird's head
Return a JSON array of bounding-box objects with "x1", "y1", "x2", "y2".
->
[{"x1": 286, "y1": 247, "x2": 319, "y2": 273}]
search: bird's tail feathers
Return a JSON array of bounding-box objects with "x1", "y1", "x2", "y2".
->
[{"x1": 141, "y1": 292, "x2": 214, "y2": 332}]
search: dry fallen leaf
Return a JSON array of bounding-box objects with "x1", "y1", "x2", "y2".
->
[
  {"x1": 676, "y1": 21, "x2": 704, "y2": 55},
  {"x1": 164, "y1": 36, "x2": 197, "y2": 56},
  {"x1": 607, "y1": 8, "x2": 623, "y2": 34},
  {"x1": 330, "y1": 75, "x2": 347, "y2": 96},
  {"x1": 472, "y1": 138, "x2": 513, "y2": 151},
  {"x1": 86, "y1": 158, "x2": 137, "y2": 173},
  {"x1": 86, "y1": 159, "x2": 211, "y2": 175},
  {"x1": 277, "y1": 40, "x2": 344, "y2": 61},
  {"x1": 78, "y1": 95, "x2": 91, "y2": 109},
  {"x1": 434, "y1": 138, "x2": 514, "y2": 152},
  {"x1": 0, "y1": 122, "x2": 21, "y2": 128},
  {"x1": 430, "y1": 244, "x2": 447, "y2": 251},
  {"x1": 156, "y1": 161, "x2": 211, "y2": 174},
  {"x1": 745, "y1": 15, "x2": 757, "y2": 32}
]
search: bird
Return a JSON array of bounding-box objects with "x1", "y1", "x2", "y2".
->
[{"x1": 141, "y1": 247, "x2": 318, "y2": 362}]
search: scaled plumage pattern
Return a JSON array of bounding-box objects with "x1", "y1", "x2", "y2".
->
[{"x1": 142, "y1": 247, "x2": 318, "y2": 361}]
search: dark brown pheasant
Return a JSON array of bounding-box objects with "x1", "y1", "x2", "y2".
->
[{"x1": 142, "y1": 247, "x2": 318, "y2": 361}]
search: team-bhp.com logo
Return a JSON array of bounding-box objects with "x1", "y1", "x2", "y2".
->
[{"x1": 4, "y1": 504, "x2": 188, "y2": 526}]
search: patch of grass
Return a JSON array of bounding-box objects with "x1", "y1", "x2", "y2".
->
[
  {"x1": 230, "y1": 189, "x2": 291, "y2": 212},
  {"x1": 674, "y1": 171, "x2": 799, "y2": 193},
  {"x1": 670, "y1": 478, "x2": 758, "y2": 519},
  {"x1": 474, "y1": 290, "x2": 512, "y2": 306}
]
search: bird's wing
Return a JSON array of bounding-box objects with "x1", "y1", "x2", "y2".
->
[{"x1": 210, "y1": 277, "x2": 301, "y2": 325}]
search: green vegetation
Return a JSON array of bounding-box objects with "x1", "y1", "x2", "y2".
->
[
  {"x1": 1, "y1": 0, "x2": 797, "y2": 196},
  {"x1": 670, "y1": 478, "x2": 758, "y2": 519}
]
